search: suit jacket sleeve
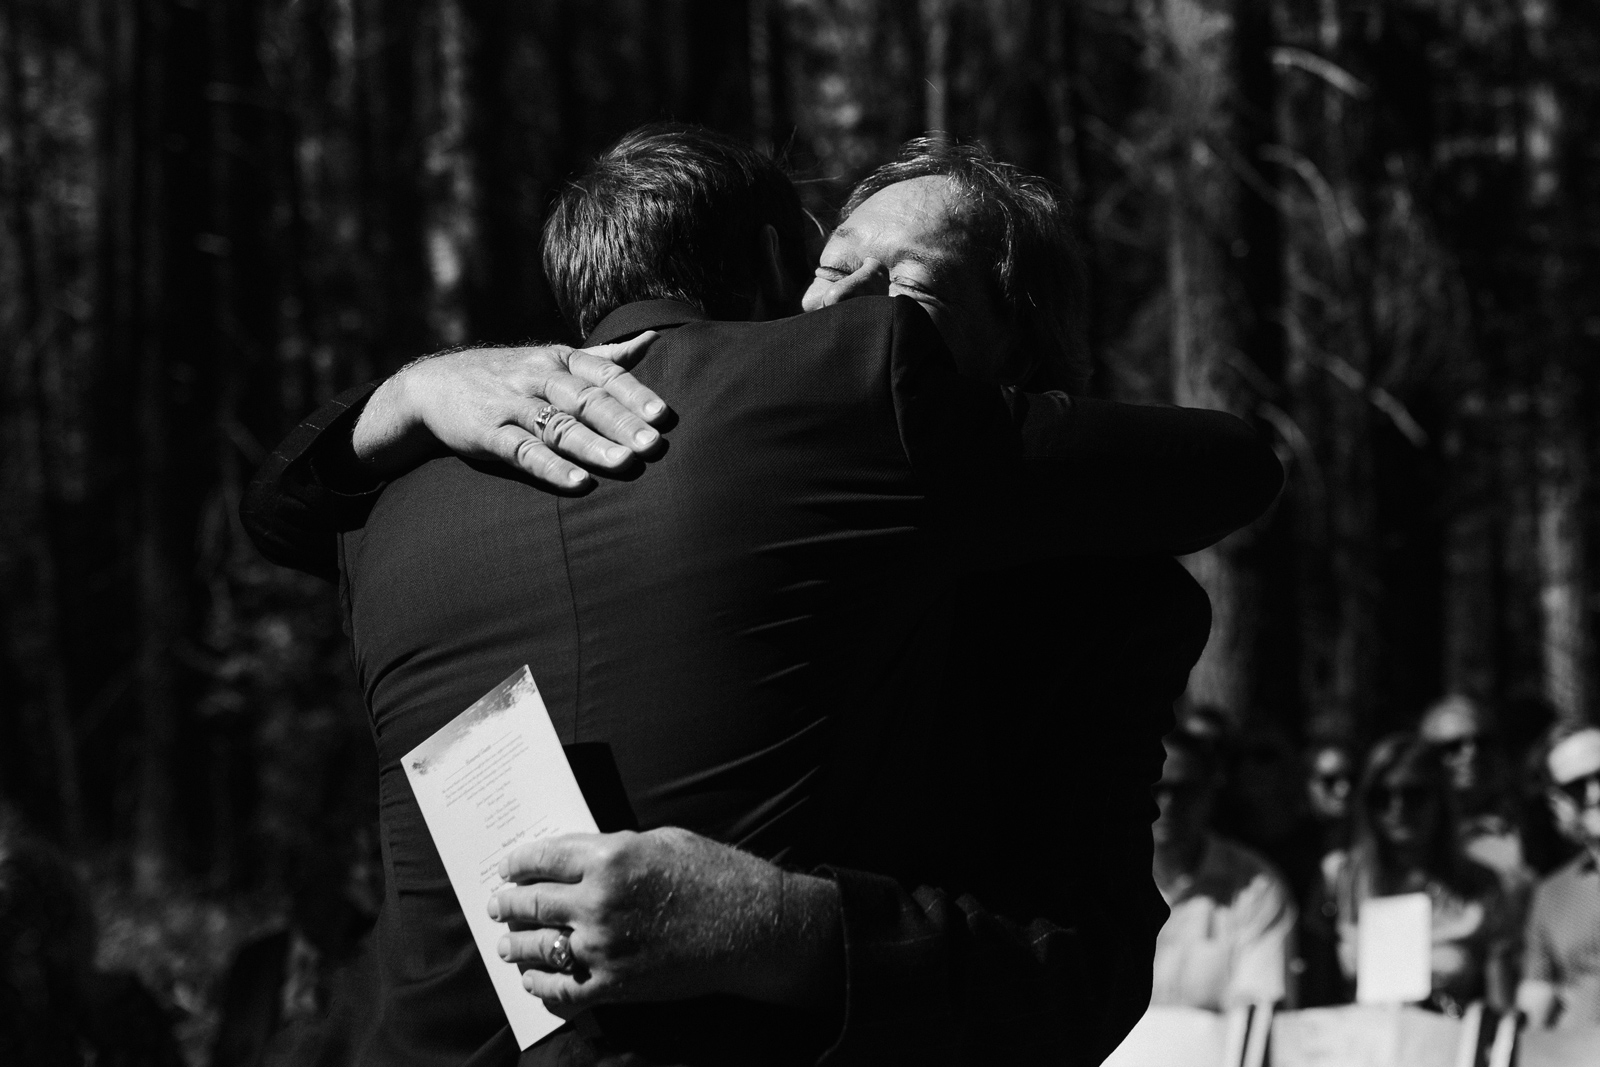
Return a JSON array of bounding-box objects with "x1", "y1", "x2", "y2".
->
[
  {"x1": 887, "y1": 296, "x2": 1283, "y2": 559},
  {"x1": 1008, "y1": 390, "x2": 1284, "y2": 556},
  {"x1": 238, "y1": 382, "x2": 382, "y2": 583}
]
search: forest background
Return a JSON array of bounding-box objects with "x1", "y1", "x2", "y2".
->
[{"x1": 2, "y1": 0, "x2": 1598, "y2": 1057}]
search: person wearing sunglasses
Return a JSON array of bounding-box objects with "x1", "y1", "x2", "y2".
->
[
  {"x1": 1327, "y1": 733, "x2": 1517, "y2": 1013},
  {"x1": 1149, "y1": 729, "x2": 1297, "y2": 1010},
  {"x1": 1420, "y1": 695, "x2": 1535, "y2": 897},
  {"x1": 1516, "y1": 725, "x2": 1600, "y2": 1028},
  {"x1": 1296, "y1": 741, "x2": 1355, "y2": 1006}
]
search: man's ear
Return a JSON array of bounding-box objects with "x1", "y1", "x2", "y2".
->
[{"x1": 753, "y1": 224, "x2": 804, "y2": 319}]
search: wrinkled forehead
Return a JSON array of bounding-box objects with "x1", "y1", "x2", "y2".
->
[
  {"x1": 1549, "y1": 728, "x2": 1600, "y2": 785},
  {"x1": 828, "y1": 175, "x2": 975, "y2": 266}
]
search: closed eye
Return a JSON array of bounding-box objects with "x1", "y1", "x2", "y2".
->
[{"x1": 890, "y1": 278, "x2": 946, "y2": 307}]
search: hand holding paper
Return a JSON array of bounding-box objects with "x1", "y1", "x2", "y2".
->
[
  {"x1": 403, "y1": 667, "x2": 598, "y2": 1049},
  {"x1": 408, "y1": 665, "x2": 843, "y2": 1040},
  {"x1": 491, "y1": 826, "x2": 845, "y2": 1018}
]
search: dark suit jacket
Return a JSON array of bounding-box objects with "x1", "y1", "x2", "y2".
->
[{"x1": 241, "y1": 296, "x2": 1280, "y2": 1066}]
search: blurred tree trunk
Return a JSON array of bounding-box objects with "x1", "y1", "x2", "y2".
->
[
  {"x1": 2, "y1": 4, "x2": 84, "y2": 844},
  {"x1": 749, "y1": 0, "x2": 774, "y2": 152},
  {"x1": 1274, "y1": 0, "x2": 1380, "y2": 741},
  {"x1": 1539, "y1": 364, "x2": 1588, "y2": 720},
  {"x1": 104, "y1": 0, "x2": 213, "y2": 890},
  {"x1": 1041, "y1": 2, "x2": 1096, "y2": 374},
  {"x1": 683, "y1": 0, "x2": 754, "y2": 138},
  {"x1": 1158, "y1": 0, "x2": 1268, "y2": 723},
  {"x1": 1041, "y1": 4, "x2": 1083, "y2": 204},
  {"x1": 920, "y1": 0, "x2": 950, "y2": 133},
  {"x1": 1523, "y1": 18, "x2": 1591, "y2": 723},
  {"x1": 1440, "y1": 399, "x2": 1500, "y2": 703},
  {"x1": 359, "y1": 0, "x2": 431, "y2": 373},
  {"x1": 115, "y1": 0, "x2": 183, "y2": 891},
  {"x1": 201, "y1": 0, "x2": 278, "y2": 887}
]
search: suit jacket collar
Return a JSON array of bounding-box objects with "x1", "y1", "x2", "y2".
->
[{"x1": 585, "y1": 299, "x2": 706, "y2": 346}]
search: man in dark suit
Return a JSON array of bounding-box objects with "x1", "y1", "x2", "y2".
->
[{"x1": 243, "y1": 126, "x2": 1280, "y2": 1065}]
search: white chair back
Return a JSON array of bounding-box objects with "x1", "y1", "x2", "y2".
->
[
  {"x1": 1101, "y1": 1005, "x2": 1247, "y2": 1067},
  {"x1": 1515, "y1": 1024, "x2": 1600, "y2": 1067},
  {"x1": 1267, "y1": 1004, "x2": 1480, "y2": 1067}
]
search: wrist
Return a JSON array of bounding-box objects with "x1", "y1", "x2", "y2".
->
[
  {"x1": 352, "y1": 367, "x2": 432, "y2": 475},
  {"x1": 723, "y1": 868, "x2": 843, "y2": 1018}
]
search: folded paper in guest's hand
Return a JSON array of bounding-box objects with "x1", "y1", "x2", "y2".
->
[{"x1": 1356, "y1": 892, "x2": 1432, "y2": 1006}]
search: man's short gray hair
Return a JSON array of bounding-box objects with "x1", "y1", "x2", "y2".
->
[{"x1": 844, "y1": 136, "x2": 1090, "y2": 394}]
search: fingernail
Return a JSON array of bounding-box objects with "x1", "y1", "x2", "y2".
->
[
  {"x1": 606, "y1": 445, "x2": 629, "y2": 463},
  {"x1": 498, "y1": 935, "x2": 511, "y2": 960},
  {"x1": 567, "y1": 469, "x2": 586, "y2": 484},
  {"x1": 499, "y1": 857, "x2": 510, "y2": 878},
  {"x1": 487, "y1": 894, "x2": 501, "y2": 920},
  {"x1": 634, "y1": 428, "x2": 658, "y2": 447},
  {"x1": 644, "y1": 401, "x2": 664, "y2": 417}
]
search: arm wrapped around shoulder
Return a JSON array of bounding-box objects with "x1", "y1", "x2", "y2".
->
[
  {"x1": 1014, "y1": 392, "x2": 1285, "y2": 557},
  {"x1": 884, "y1": 294, "x2": 1283, "y2": 562}
]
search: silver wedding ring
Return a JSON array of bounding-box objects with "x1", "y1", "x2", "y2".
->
[
  {"x1": 549, "y1": 930, "x2": 575, "y2": 973},
  {"x1": 532, "y1": 404, "x2": 561, "y2": 439}
]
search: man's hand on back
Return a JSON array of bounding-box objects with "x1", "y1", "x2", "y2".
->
[
  {"x1": 353, "y1": 332, "x2": 668, "y2": 489},
  {"x1": 488, "y1": 827, "x2": 843, "y2": 1021}
]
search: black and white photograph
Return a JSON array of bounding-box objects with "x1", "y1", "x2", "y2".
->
[{"x1": 2, "y1": 1, "x2": 1599, "y2": 1065}]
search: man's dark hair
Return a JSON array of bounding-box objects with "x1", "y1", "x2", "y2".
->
[
  {"x1": 543, "y1": 123, "x2": 811, "y2": 339},
  {"x1": 844, "y1": 136, "x2": 1090, "y2": 393}
]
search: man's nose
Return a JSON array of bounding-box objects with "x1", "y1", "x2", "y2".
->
[{"x1": 823, "y1": 259, "x2": 889, "y2": 306}]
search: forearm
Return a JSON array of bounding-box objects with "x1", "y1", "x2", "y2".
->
[{"x1": 1011, "y1": 392, "x2": 1284, "y2": 556}]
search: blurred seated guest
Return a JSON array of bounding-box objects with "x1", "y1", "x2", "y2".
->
[
  {"x1": 1297, "y1": 740, "x2": 1356, "y2": 1006},
  {"x1": 1151, "y1": 729, "x2": 1297, "y2": 1009},
  {"x1": 0, "y1": 810, "x2": 182, "y2": 1066},
  {"x1": 1214, "y1": 722, "x2": 1317, "y2": 894},
  {"x1": 1329, "y1": 733, "x2": 1518, "y2": 1013},
  {"x1": 1307, "y1": 742, "x2": 1355, "y2": 857},
  {"x1": 1421, "y1": 694, "x2": 1533, "y2": 895},
  {"x1": 1507, "y1": 695, "x2": 1580, "y2": 877},
  {"x1": 1516, "y1": 724, "x2": 1600, "y2": 1029}
]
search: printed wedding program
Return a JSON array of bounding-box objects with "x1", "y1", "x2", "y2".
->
[{"x1": 403, "y1": 666, "x2": 598, "y2": 1049}]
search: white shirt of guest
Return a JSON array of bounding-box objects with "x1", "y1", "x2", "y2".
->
[{"x1": 1151, "y1": 833, "x2": 1297, "y2": 1010}]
